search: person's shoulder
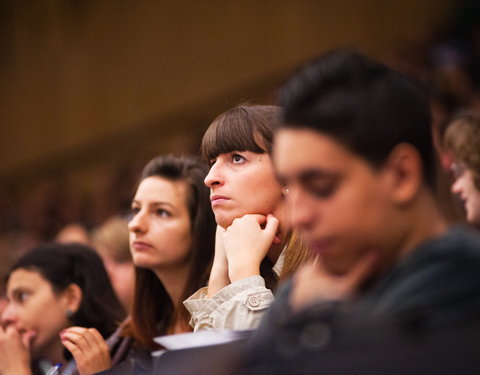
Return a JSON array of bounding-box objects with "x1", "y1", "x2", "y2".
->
[{"x1": 405, "y1": 225, "x2": 480, "y2": 267}]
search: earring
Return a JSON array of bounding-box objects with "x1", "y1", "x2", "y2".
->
[{"x1": 66, "y1": 309, "x2": 75, "y2": 319}]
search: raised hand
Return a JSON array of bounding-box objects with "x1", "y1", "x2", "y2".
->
[
  {"x1": 60, "y1": 326, "x2": 111, "y2": 375},
  {"x1": 223, "y1": 214, "x2": 279, "y2": 282},
  {"x1": 0, "y1": 325, "x2": 34, "y2": 375},
  {"x1": 290, "y1": 251, "x2": 378, "y2": 313}
]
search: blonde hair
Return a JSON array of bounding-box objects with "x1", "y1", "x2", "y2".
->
[{"x1": 92, "y1": 216, "x2": 131, "y2": 264}]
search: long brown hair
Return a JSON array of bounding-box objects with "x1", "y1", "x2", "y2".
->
[
  {"x1": 202, "y1": 105, "x2": 311, "y2": 290},
  {"x1": 123, "y1": 155, "x2": 215, "y2": 348}
]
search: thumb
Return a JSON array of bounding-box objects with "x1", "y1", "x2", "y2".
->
[{"x1": 263, "y1": 214, "x2": 279, "y2": 239}]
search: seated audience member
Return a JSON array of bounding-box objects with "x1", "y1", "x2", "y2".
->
[
  {"x1": 0, "y1": 243, "x2": 125, "y2": 375},
  {"x1": 55, "y1": 223, "x2": 91, "y2": 245},
  {"x1": 62, "y1": 155, "x2": 216, "y2": 373},
  {"x1": 241, "y1": 50, "x2": 480, "y2": 373},
  {"x1": 92, "y1": 216, "x2": 135, "y2": 312},
  {"x1": 444, "y1": 112, "x2": 480, "y2": 227},
  {"x1": 184, "y1": 105, "x2": 311, "y2": 331}
]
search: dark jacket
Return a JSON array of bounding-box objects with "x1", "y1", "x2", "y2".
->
[{"x1": 241, "y1": 226, "x2": 480, "y2": 374}]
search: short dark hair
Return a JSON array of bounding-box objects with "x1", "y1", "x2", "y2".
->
[
  {"x1": 7, "y1": 243, "x2": 125, "y2": 338},
  {"x1": 279, "y1": 49, "x2": 435, "y2": 187},
  {"x1": 201, "y1": 105, "x2": 280, "y2": 161},
  {"x1": 127, "y1": 154, "x2": 215, "y2": 348}
]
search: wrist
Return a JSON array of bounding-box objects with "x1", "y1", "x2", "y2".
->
[{"x1": 229, "y1": 264, "x2": 260, "y2": 282}]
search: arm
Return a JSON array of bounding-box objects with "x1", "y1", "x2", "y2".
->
[
  {"x1": 207, "y1": 226, "x2": 231, "y2": 297},
  {"x1": 61, "y1": 327, "x2": 111, "y2": 375},
  {"x1": 184, "y1": 214, "x2": 279, "y2": 331},
  {"x1": 184, "y1": 276, "x2": 274, "y2": 331}
]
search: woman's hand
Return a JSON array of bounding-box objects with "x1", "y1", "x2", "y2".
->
[
  {"x1": 207, "y1": 225, "x2": 231, "y2": 297},
  {"x1": 0, "y1": 325, "x2": 34, "y2": 375},
  {"x1": 223, "y1": 214, "x2": 279, "y2": 282},
  {"x1": 60, "y1": 326, "x2": 111, "y2": 375}
]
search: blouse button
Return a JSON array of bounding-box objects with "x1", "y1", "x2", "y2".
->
[{"x1": 247, "y1": 295, "x2": 260, "y2": 307}]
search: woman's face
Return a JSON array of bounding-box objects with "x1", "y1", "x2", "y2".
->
[
  {"x1": 1, "y1": 269, "x2": 72, "y2": 359},
  {"x1": 128, "y1": 176, "x2": 192, "y2": 271},
  {"x1": 204, "y1": 151, "x2": 283, "y2": 228},
  {"x1": 451, "y1": 165, "x2": 480, "y2": 225}
]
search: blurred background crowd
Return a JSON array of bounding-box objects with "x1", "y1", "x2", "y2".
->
[{"x1": 1, "y1": 0, "x2": 480, "y2": 294}]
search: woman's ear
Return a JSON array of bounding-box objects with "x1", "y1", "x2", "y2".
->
[
  {"x1": 383, "y1": 143, "x2": 423, "y2": 205},
  {"x1": 62, "y1": 283, "x2": 83, "y2": 316}
]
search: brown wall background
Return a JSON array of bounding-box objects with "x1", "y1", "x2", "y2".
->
[{"x1": 0, "y1": 0, "x2": 454, "y2": 188}]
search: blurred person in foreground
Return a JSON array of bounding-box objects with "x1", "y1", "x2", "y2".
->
[
  {"x1": 240, "y1": 50, "x2": 480, "y2": 374},
  {"x1": 444, "y1": 112, "x2": 480, "y2": 228}
]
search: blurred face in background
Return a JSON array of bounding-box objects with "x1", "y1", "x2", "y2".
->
[
  {"x1": 451, "y1": 163, "x2": 480, "y2": 225},
  {"x1": 128, "y1": 176, "x2": 192, "y2": 273}
]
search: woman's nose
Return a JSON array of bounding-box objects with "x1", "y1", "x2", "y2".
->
[
  {"x1": 128, "y1": 211, "x2": 147, "y2": 233},
  {"x1": 204, "y1": 163, "x2": 224, "y2": 188}
]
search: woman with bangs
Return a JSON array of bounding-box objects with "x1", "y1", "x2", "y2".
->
[{"x1": 184, "y1": 105, "x2": 311, "y2": 331}]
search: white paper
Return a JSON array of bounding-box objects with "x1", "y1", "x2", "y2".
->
[{"x1": 153, "y1": 330, "x2": 249, "y2": 351}]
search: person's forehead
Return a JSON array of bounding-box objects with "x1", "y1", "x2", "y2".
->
[
  {"x1": 7, "y1": 268, "x2": 45, "y2": 290},
  {"x1": 273, "y1": 128, "x2": 359, "y2": 176}
]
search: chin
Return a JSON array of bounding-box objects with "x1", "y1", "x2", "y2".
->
[
  {"x1": 214, "y1": 214, "x2": 235, "y2": 229},
  {"x1": 132, "y1": 255, "x2": 153, "y2": 269}
]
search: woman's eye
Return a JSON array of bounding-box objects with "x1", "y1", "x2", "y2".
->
[
  {"x1": 156, "y1": 209, "x2": 171, "y2": 217},
  {"x1": 14, "y1": 291, "x2": 30, "y2": 303},
  {"x1": 232, "y1": 154, "x2": 245, "y2": 164},
  {"x1": 19, "y1": 292, "x2": 29, "y2": 303},
  {"x1": 127, "y1": 207, "x2": 140, "y2": 220}
]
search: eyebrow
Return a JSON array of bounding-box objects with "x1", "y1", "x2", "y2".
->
[
  {"x1": 299, "y1": 168, "x2": 341, "y2": 180},
  {"x1": 277, "y1": 167, "x2": 341, "y2": 184},
  {"x1": 131, "y1": 200, "x2": 176, "y2": 209}
]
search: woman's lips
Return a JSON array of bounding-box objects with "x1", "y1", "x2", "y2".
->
[
  {"x1": 210, "y1": 195, "x2": 230, "y2": 206},
  {"x1": 131, "y1": 241, "x2": 153, "y2": 251}
]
